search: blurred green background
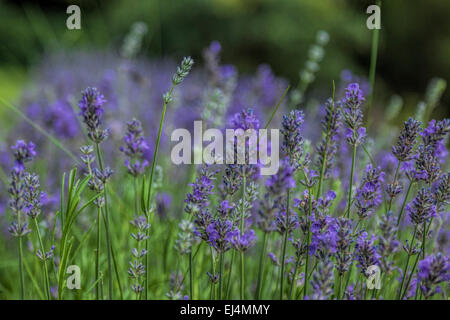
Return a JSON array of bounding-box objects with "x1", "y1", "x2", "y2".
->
[{"x1": 0, "y1": 0, "x2": 449, "y2": 118}]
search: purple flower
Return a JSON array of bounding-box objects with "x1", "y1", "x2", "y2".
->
[
  {"x1": 23, "y1": 172, "x2": 44, "y2": 219},
  {"x1": 309, "y1": 215, "x2": 337, "y2": 259},
  {"x1": 407, "y1": 188, "x2": 436, "y2": 225},
  {"x1": 315, "y1": 98, "x2": 341, "y2": 179},
  {"x1": 120, "y1": 118, "x2": 149, "y2": 160},
  {"x1": 335, "y1": 217, "x2": 354, "y2": 275},
  {"x1": 231, "y1": 108, "x2": 260, "y2": 131},
  {"x1": 434, "y1": 172, "x2": 450, "y2": 212},
  {"x1": 392, "y1": 118, "x2": 422, "y2": 162},
  {"x1": 341, "y1": 83, "x2": 365, "y2": 146},
  {"x1": 354, "y1": 164, "x2": 385, "y2": 219},
  {"x1": 421, "y1": 119, "x2": 450, "y2": 162},
  {"x1": 418, "y1": 253, "x2": 449, "y2": 299},
  {"x1": 281, "y1": 110, "x2": 304, "y2": 161},
  {"x1": 78, "y1": 87, "x2": 109, "y2": 144},
  {"x1": 217, "y1": 200, "x2": 234, "y2": 219},
  {"x1": 185, "y1": 166, "x2": 217, "y2": 214},
  {"x1": 227, "y1": 228, "x2": 257, "y2": 252},
  {"x1": 378, "y1": 212, "x2": 400, "y2": 273},
  {"x1": 11, "y1": 140, "x2": 37, "y2": 172},
  {"x1": 268, "y1": 252, "x2": 280, "y2": 266},
  {"x1": 310, "y1": 258, "x2": 335, "y2": 300},
  {"x1": 206, "y1": 219, "x2": 233, "y2": 252},
  {"x1": 156, "y1": 193, "x2": 171, "y2": 219},
  {"x1": 354, "y1": 232, "x2": 380, "y2": 277},
  {"x1": 265, "y1": 157, "x2": 296, "y2": 193}
]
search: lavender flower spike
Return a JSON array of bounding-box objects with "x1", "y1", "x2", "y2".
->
[
  {"x1": 418, "y1": 253, "x2": 449, "y2": 299},
  {"x1": 341, "y1": 83, "x2": 366, "y2": 146},
  {"x1": 392, "y1": 118, "x2": 422, "y2": 162},
  {"x1": 354, "y1": 232, "x2": 381, "y2": 277},
  {"x1": 120, "y1": 118, "x2": 149, "y2": 177},
  {"x1": 11, "y1": 140, "x2": 37, "y2": 172},
  {"x1": 78, "y1": 87, "x2": 109, "y2": 144}
]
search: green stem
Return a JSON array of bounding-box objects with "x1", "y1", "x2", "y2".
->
[
  {"x1": 225, "y1": 249, "x2": 235, "y2": 299},
  {"x1": 303, "y1": 187, "x2": 313, "y2": 299},
  {"x1": 255, "y1": 232, "x2": 268, "y2": 299},
  {"x1": 240, "y1": 170, "x2": 246, "y2": 299},
  {"x1": 218, "y1": 251, "x2": 224, "y2": 300},
  {"x1": 189, "y1": 251, "x2": 193, "y2": 299},
  {"x1": 398, "y1": 226, "x2": 417, "y2": 299},
  {"x1": 316, "y1": 81, "x2": 336, "y2": 199},
  {"x1": 17, "y1": 208, "x2": 25, "y2": 299},
  {"x1": 397, "y1": 181, "x2": 413, "y2": 228},
  {"x1": 95, "y1": 143, "x2": 113, "y2": 300},
  {"x1": 240, "y1": 251, "x2": 245, "y2": 299},
  {"x1": 388, "y1": 161, "x2": 401, "y2": 211},
  {"x1": 366, "y1": 0, "x2": 381, "y2": 127},
  {"x1": 280, "y1": 189, "x2": 290, "y2": 300},
  {"x1": 346, "y1": 144, "x2": 357, "y2": 218},
  {"x1": 288, "y1": 252, "x2": 301, "y2": 300},
  {"x1": 144, "y1": 84, "x2": 175, "y2": 299},
  {"x1": 95, "y1": 206, "x2": 102, "y2": 300},
  {"x1": 33, "y1": 218, "x2": 51, "y2": 300},
  {"x1": 336, "y1": 273, "x2": 342, "y2": 300}
]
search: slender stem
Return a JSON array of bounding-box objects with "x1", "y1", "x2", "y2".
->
[
  {"x1": 210, "y1": 246, "x2": 216, "y2": 300},
  {"x1": 225, "y1": 249, "x2": 235, "y2": 299},
  {"x1": 33, "y1": 218, "x2": 51, "y2": 300},
  {"x1": 288, "y1": 252, "x2": 301, "y2": 300},
  {"x1": 346, "y1": 144, "x2": 357, "y2": 218},
  {"x1": 240, "y1": 251, "x2": 245, "y2": 299},
  {"x1": 397, "y1": 181, "x2": 413, "y2": 228},
  {"x1": 95, "y1": 206, "x2": 102, "y2": 300},
  {"x1": 95, "y1": 143, "x2": 113, "y2": 300},
  {"x1": 388, "y1": 161, "x2": 401, "y2": 211},
  {"x1": 280, "y1": 189, "x2": 290, "y2": 299},
  {"x1": 133, "y1": 176, "x2": 139, "y2": 214},
  {"x1": 303, "y1": 187, "x2": 313, "y2": 299},
  {"x1": 316, "y1": 81, "x2": 336, "y2": 199},
  {"x1": 240, "y1": 170, "x2": 246, "y2": 299},
  {"x1": 218, "y1": 251, "x2": 224, "y2": 299},
  {"x1": 189, "y1": 251, "x2": 193, "y2": 299},
  {"x1": 17, "y1": 208, "x2": 25, "y2": 299},
  {"x1": 366, "y1": 0, "x2": 381, "y2": 127},
  {"x1": 336, "y1": 273, "x2": 342, "y2": 300},
  {"x1": 144, "y1": 84, "x2": 175, "y2": 299},
  {"x1": 401, "y1": 252, "x2": 420, "y2": 300},
  {"x1": 255, "y1": 232, "x2": 268, "y2": 299},
  {"x1": 398, "y1": 226, "x2": 417, "y2": 299}
]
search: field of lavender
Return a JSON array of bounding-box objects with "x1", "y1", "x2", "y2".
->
[{"x1": 0, "y1": 16, "x2": 449, "y2": 300}]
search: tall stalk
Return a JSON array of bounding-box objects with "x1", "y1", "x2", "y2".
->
[
  {"x1": 144, "y1": 57, "x2": 194, "y2": 299},
  {"x1": 95, "y1": 143, "x2": 113, "y2": 299},
  {"x1": 279, "y1": 189, "x2": 290, "y2": 299},
  {"x1": 33, "y1": 219, "x2": 51, "y2": 299},
  {"x1": 288, "y1": 251, "x2": 301, "y2": 300},
  {"x1": 303, "y1": 187, "x2": 313, "y2": 298},
  {"x1": 255, "y1": 232, "x2": 268, "y2": 299},
  {"x1": 95, "y1": 206, "x2": 102, "y2": 299},
  {"x1": 398, "y1": 225, "x2": 417, "y2": 299},
  {"x1": 239, "y1": 171, "x2": 247, "y2": 299},
  {"x1": 346, "y1": 144, "x2": 357, "y2": 218},
  {"x1": 17, "y1": 227, "x2": 25, "y2": 299},
  {"x1": 366, "y1": 0, "x2": 381, "y2": 127},
  {"x1": 397, "y1": 181, "x2": 414, "y2": 228},
  {"x1": 316, "y1": 81, "x2": 336, "y2": 199}
]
